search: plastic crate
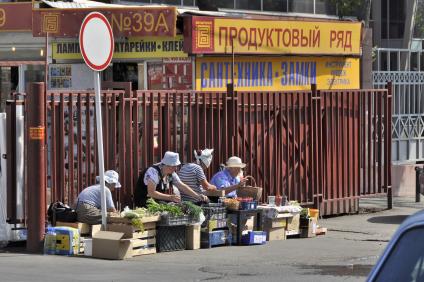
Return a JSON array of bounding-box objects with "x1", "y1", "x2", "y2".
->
[
  {"x1": 156, "y1": 225, "x2": 186, "y2": 252},
  {"x1": 201, "y1": 230, "x2": 232, "y2": 248},
  {"x1": 158, "y1": 214, "x2": 189, "y2": 226},
  {"x1": 241, "y1": 231, "x2": 267, "y2": 245},
  {"x1": 201, "y1": 218, "x2": 228, "y2": 232},
  {"x1": 201, "y1": 205, "x2": 227, "y2": 221},
  {"x1": 240, "y1": 201, "x2": 258, "y2": 210}
]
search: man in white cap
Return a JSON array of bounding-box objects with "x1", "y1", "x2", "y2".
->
[
  {"x1": 210, "y1": 156, "x2": 247, "y2": 198},
  {"x1": 178, "y1": 149, "x2": 217, "y2": 202},
  {"x1": 76, "y1": 170, "x2": 120, "y2": 225},
  {"x1": 134, "y1": 151, "x2": 209, "y2": 207}
]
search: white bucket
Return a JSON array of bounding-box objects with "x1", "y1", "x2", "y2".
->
[{"x1": 84, "y1": 238, "x2": 92, "y2": 256}]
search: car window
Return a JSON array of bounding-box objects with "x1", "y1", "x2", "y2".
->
[{"x1": 375, "y1": 227, "x2": 424, "y2": 282}]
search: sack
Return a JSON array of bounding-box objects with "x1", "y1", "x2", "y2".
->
[{"x1": 47, "y1": 201, "x2": 77, "y2": 224}]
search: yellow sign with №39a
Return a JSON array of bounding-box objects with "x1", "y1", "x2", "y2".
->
[{"x1": 195, "y1": 56, "x2": 359, "y2": 91}]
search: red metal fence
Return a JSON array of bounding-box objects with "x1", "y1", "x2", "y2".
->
[{"x1": 6, "y1": 83, "x2": 392, "y2": 224}]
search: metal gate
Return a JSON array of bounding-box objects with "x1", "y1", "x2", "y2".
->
[
  {"x1": 373, "y1": 48, "x2": 424, "y2": 163},
  {"x1": 5, "y1": 83, "x2": 392, "y2": 226}
]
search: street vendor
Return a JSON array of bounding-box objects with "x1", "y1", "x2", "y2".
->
[
  {"x1": 210, "y1": 156, "x2": 247, "y2": 198},
  {"x1": 134, "y1": 151, "x2": 209, "y2": 208},
  {"x1": 76, "y1": 170, "x2": 120, "y2": 225},
  {"x1": 178, "y1": 148, "x2": 217, "y2": 202}
]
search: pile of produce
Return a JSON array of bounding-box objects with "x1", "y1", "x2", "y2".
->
[
  {"x1": 146, "y1": 198, "x2": 184, "y2": 216},
  {"x1": 181, "y1": 201, "x2": 203, "y2": 221},
  {"x1": 120, "y1": 207, "x2": 159, "y2": 230},
  {"x1": 222, "y1": 198, "x2": 240, "y2": 210}
]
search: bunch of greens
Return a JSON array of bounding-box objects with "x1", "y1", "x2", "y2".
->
[
  {"x1": 182, "y1": 201, "x2": 203, "y2": 221},
  {"x1": 300, "y1": 208, "x2": 309, "y2": 219},
  {"x1": 146, "y1": 198, "x2": 184, "y2": 216}
]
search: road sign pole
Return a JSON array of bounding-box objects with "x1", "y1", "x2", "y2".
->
[{"x1": 93, "y1": 71, "x2": 107, "y2": 229}]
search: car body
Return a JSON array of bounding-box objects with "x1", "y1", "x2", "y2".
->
[{"x1": 367, "y1": 210, "x2": 424, "y2": 282}]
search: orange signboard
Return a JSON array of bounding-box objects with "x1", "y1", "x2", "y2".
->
[
  {"x1": 33, "y1": 7, "x2": 177, "y2": 38},
  {"x1": 0, "y1": 3, "x2": 32, "y2": 32},
  {"x1": 29, "y1": 126, "x2": 45, "y2": 140}
]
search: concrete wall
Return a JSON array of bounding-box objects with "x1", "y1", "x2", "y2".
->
[{"x1": 392, "y1": 163, "x2": 420, "y2": 196}]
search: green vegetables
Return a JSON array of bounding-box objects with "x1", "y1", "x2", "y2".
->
[
  {"x1": 131, "y1": 218, "x2": 144, "y2": 231},
  {"x1": 182, "y1": 201, "x2": 202, "y2": 221},
  {"x1": 146, "y1": 198, "x2": 184, "y2": 216}
]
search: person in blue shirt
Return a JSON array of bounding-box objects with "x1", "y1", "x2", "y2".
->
[
  {"x1": 76, "y1": 170, "x2": 120, "y2": 225},
  {"x1": 211, "y1": 156, "x2": 247, "y2": 198}
]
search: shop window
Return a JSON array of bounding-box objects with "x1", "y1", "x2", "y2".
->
[
  {"x1": 382, "y1": 0, "x2": 405, "y2": 39},
  {"x1": 263, "y1": 0, "x2": 288, "y2": 12},
  {"x1": 147, "y1": 59, "x2": 192, "y2": 90},
  {"x1": 154, "y1": 0, "x2": 181, "y2": 4},
  {"x1": 113, "y1": 63, "x2": 138, "y2": 90},
  {"x1": 235, "y1": 0, "x2": 261, "y2": 10}
]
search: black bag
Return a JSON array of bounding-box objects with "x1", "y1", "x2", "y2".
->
[{"x1": 47, "y1": 201, "x2": 77, "y2": 225}]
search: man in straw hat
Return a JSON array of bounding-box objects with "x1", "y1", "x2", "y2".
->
[
  {"x1": 210, "y1": 156, "x2": 247, "y2": 198},
  {"x1": 134, "y1": 151, "x2": 209, "y2": 207}
]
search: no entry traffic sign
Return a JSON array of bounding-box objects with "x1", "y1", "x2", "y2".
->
[{"x1": 79, "y1": 12, "x2": 114, "y2": 71}]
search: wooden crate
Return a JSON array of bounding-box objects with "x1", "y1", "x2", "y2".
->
[
  {"x1": 129, "y1": 236, "x2": 157, "y2": 257},
  {"x1": 106, "y1": 216, "x2": 159, "y2": 257},
  {"x1": 107, "y1": 222, "x2": 157, "y2": 239},
  {"x1": 107, "y1": 215, "x2": 160, "y2": 225}
]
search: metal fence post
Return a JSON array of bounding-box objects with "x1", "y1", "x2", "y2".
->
[
  {"x1": 26, "y1": 82, "x2": 46, "y2": 253},
  {"x1": 386, "y1": 82, "x2": 393, "y2": 210},
  {"x1": 416, "y1": 166, "x2": 423, "y2": 203}
]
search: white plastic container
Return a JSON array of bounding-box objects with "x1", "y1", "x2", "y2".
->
[{"x1": 84, "y1": 238, "x2": 92, "y2": 256}]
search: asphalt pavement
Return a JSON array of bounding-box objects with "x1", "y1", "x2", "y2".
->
[{"x1": 1, "y1": 196, "x2": 423, "y2": 282}]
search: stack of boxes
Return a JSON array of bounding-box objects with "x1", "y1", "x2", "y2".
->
[{"x1": 200, "y1": 203, "x2": 232, "y2": 248}]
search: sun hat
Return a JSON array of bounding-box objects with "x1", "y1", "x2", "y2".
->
[
  {"x1": 161, "y1": 151, "x2": 181, "y2": 166},
  {"x1": 194, "y1": 148, "x2": 214, "y2": 168},
  {"x1": 97, "y1": 170, "x2": 121, "y2": 188},
  {"x1": 226, "y1": 156, "x2": 246, "y2": 168}
]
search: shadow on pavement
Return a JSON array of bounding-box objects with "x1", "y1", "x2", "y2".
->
[
  {"x1": 0, "y1": 241, "x2": 29, "y2": 254},
  {"x1": 367, "y1": 215, "x2": 409, "y2": 224}
]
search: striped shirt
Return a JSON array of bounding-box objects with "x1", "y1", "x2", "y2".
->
[{"x1": 177, "y1": 163, "x2": 206, "y2": 202}]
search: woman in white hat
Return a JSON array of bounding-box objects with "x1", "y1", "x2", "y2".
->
[
  {"x1": 134, "y1": 151, "x2": 209, "y2": 207},
  {"x1": 210, "y1": 156, "x2": 247, "y2": 198},
  {"x1": 76, "y1": 170, "x2": 120, "y2": 224},
  {"x1": 177, "y1": 149, "x2": 217, "y2": 203}
]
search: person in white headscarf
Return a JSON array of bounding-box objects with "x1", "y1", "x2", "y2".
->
[{"x1": 177, "y1": 148, "x2": 217, "y2": 203}]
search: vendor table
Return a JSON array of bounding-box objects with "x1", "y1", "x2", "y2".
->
[{"x1": 227, "y1": 209, "x2": 263, "y2": 245}]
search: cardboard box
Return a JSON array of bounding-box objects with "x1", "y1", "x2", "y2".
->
[
  {"x1": 92, "y1": 231, "x2": 132, "y2": 260},
  {"x1": 287, "y1": 213, "x2": 300, "y2": 234},
  {"x1": 264, "y1": 227, "x2": 286, "y2": 241},
  {"x1": 263, "y1": 214, "x2": 292, "y2": 229},
  {"x1": 56, "y1": 221, "x2": 90, "y2": 235},
  {"x1": 186, "y1": 225, "x2": 201, "y2": 250},
  {"x1": 91, "y1": 225, "x2": 102, "y2": 237}
]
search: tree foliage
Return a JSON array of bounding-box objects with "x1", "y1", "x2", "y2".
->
[{"x1": 414, "y1": 0, "x2": 424, "y2": 38}]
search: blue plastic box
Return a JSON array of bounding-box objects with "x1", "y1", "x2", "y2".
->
[
  {"x1": 240, "y1": 201, "x2": 258, "y2": 210},
  {"x1": 241, "y1": 231, "x2": 267, "y2": 245}
]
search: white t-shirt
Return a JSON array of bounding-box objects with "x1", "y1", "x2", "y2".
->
[{"x1": 143, "y1": 164, "x2": 181, "y2": 189}]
